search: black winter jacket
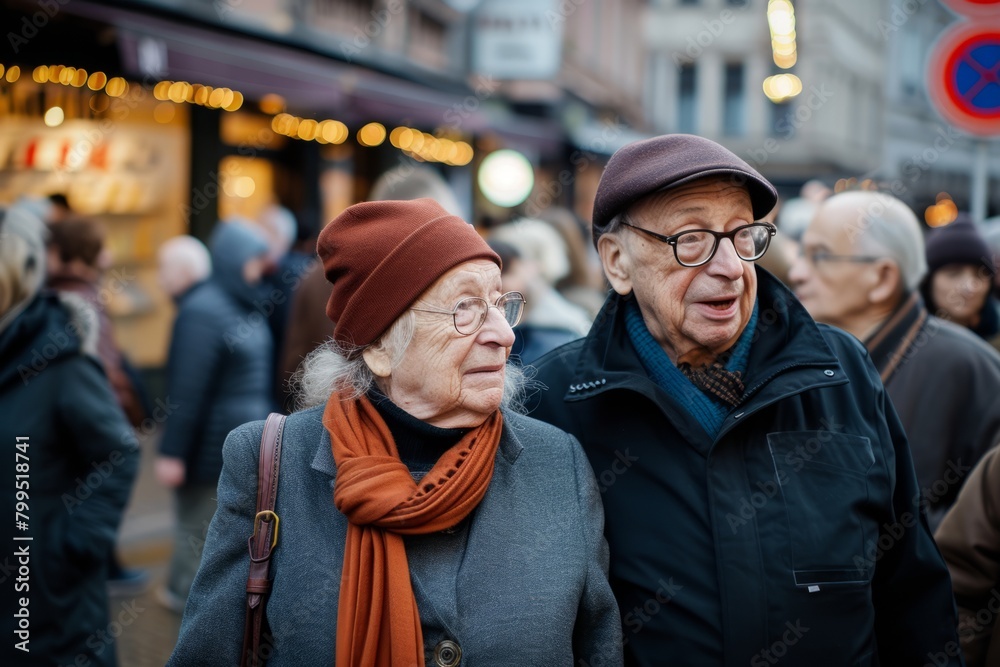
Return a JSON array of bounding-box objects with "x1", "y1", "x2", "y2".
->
[
  {"x1": 0, "y1": 293, "x2": 139, "y2": 667},
  {"x1": 528, "y1": 270, "x2": 961, "y2": 666}
]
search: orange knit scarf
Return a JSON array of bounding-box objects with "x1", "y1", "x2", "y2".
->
[{"x1": 323, "y1": 391, "x2": 503, "y2": 667}]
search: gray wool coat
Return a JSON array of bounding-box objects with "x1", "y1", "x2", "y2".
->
[{"x1": 168, "y1": 405, "x2": 623, "y2": 666}]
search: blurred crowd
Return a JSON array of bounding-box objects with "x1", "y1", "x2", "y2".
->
[{"x1": 4, "y1": 153, "x2": 1000, "y2": 666}]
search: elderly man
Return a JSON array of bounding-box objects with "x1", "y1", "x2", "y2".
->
[
  {"x1": 529, "y1": 135, "x2": 961, "y2": 665},
  {"x1": 789, "y1": 191, "x2": 1000, "y2": 530}
]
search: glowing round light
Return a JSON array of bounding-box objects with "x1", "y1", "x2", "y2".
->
[
  {"x1": 105, "y1": 77, "x2": 128, "y2": 98},
  {"x1": 5, "y1": 66, "x2": 20, "y2": 83},
  {"x1": 44, "y1": 106, "x2": 65, "y2": 127},
  {"x1": 89, "y1": 94, "x2": 110, "y2": 114},
  {"x1": 478, "y1": 149, "x2": 534, "y2": 208},
  {"x1": 224, "y1": 91, "x2": 244, "y2": 112},
  {"x1": 233, "y1": 176, "x2": 256, "y2": 198},
  {"x1": 47, "y1": 65, "x2": 63, "y2": 83},
  {"x1": 33, "y1": 66, "x2": 48, "y2": 83},
  {"x1": 763, "y1": 73, "x2": 802, "y2": 103},
  {"x1": 358, "y1": 122, "x2": 387, "y2": 147},
  {"x1": 59, "y1": 67, "x2": 76, "y2": 85},
  {"x1": 259, "y1": 94, "x2": 286, "y2": 115},
  {"x1": 389, "y1": 126, "x2": 407, "y2": 148},
  {"x1": 452, "y1": 141, "x2": 474, "y2": 166},
  {"x1": 88, "y1": 72, "x2": 108, "y2": 91},
  {"x1": 194, "y1": 86, "x2": 211, "y2": 106},
  {"x1": 208, "y1": 87, "x2": 226, "y2": 108},
  {"x1": 297, "y1": 119, "x2": 319, "y2": 140}
]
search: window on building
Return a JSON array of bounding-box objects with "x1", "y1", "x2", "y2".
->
[
  {"x1": 678, "y1": 63, "x2": 697, "y2": 134},
  {"x1": 723, "y1": 62, "x2": 745, "y2": 137}
]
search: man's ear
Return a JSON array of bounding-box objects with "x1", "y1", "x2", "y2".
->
[
  {"x1": 868, "y1": 259, "x2": 903, "y2": 305},
  {"x1": 598, "y1": 232, "x2": 634, "y2": 296},
  {"x1": 362, "y1": 346, "x2": 392, "y2": 378}
]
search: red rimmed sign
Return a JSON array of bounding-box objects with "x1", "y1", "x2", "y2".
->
[
  {"x1": 927, "y1": 21, "x2": 1000, "y2": 135},
  {"x1": 941, "y1": 0, "x2": 1000, "y2": 19}
]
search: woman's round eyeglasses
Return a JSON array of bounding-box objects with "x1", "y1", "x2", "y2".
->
[
  {"x1": 620, "y1": 220, "x2": 777, "y2": 268},
  {"x1": 411, "y1": 291, "x2": 526, "y2": 335}
]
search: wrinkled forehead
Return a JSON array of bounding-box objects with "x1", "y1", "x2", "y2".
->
[{"x1": 628, "y1": 176, "x2": 752, "y2": 224}]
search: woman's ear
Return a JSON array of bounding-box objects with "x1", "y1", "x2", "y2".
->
[
  {"x1": 598, "y1": 232, "x2": 634, "y2": 296},
  {"x1": 362, "y1": 346, "x2": 392, "y2": 378}
]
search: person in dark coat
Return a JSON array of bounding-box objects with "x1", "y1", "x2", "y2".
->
[
  {"x1": 528, "y1": 134, "x2": 962, "y2": 665},
  {"x1": 169, "y1": 199, "x2": 621, "y2": 666},
  {"x1": 790, "y1": 192, "x2": 1000, "y2": 531},
  {"x1": 920, "y1": 214, "x2": 1000, "y2": 348},
  {"x1": 0, "y1": 206, "x2": 139, "y2": 667},
  {"x1": 156, "y1": 219, "x2": 273, "y2": 611}
]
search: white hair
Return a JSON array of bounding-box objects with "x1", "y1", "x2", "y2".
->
[
  {"x1": 258, "y1": 205, "x2": 298, "y2": 260},
  {"x1": 490, "y1": 218, "x2": 571, "y2": 286},
  {"x1": 827, "y1": 191, "x2": 928, "y2": 291},
  {"x1": 368, "y1": 163, "x2": 463, "y2": 216},
  {"x1": 294, "y1": 309, "x2": 527, "y2": 414},
  {"x1": 0, "y1": 206, "x2": 48, "y2": 327},
  {"x1": 158, "y1": 235, "x2": 211, "y2": 290}
]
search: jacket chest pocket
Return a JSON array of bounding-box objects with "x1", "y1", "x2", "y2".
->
[{"x1": 767, "y1": 431, "x2": 877, "y2": 588}]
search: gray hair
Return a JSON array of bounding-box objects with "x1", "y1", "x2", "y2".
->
[
  {"x1": 294, "y1": 310, "x2": 528, "y2": 414},
  {"x1": 0, "y1": 206, "x2": 48, "y2": 327},
  {"x1": 829, "y1": 191, "x2": 928, "y2": 291}
]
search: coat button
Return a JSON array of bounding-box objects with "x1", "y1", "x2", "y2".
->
[
  {"x1": 824, "y1": 370, "x2": 835, "y2": 376},
  {"x1": 434, "y1": 639, "x2": 462, "y2": 667}
]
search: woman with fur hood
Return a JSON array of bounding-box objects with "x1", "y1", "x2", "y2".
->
[{"x1": 0, "y1": 205, "x2": 139, "y2": 667}]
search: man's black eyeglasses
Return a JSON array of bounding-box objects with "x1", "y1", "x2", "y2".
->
[{"x1": 620, "y1": 220, "x2": 777, "y2": 268}]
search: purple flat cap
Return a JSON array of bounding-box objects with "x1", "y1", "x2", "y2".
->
[{"x1": 592, "y1": 134, "x2": 778, "y2": 247}]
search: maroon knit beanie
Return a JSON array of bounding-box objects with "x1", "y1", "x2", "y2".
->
[
  {"x1": 925, "y1": 214, "x2": 996, "y2": 277},
  {"x1": 318, "y1": 198, "x2": 500, "y2": 347}
]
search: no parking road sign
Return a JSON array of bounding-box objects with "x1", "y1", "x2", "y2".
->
[
  {"x1": 941, "y1": 0, "x2": 1000, "y2": 19},
  {"x1": 927, "y1": 20, "x2": 1000, "y2": 136}
]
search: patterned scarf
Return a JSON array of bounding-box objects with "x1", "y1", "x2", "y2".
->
[{"x1": 324, "y1": 391, "x2": 503, "y2": 667}]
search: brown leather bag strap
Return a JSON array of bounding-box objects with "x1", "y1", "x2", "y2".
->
[{"x1": 240, "y1": 413, "x2": 286, "y2": 667}]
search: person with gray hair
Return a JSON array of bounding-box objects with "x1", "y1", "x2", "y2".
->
[
  {"x1": 0, "y1": 205, "x2": 139, "y2": 666},
  {"x1": 158, "y1": 235, "x2": 211, "y2": 300},
  {"x1": 790, "y1": 190, "x2": 1000, "y2": 529}
]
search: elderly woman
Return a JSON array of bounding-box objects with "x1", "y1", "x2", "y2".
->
[
  {"x1": 0, "y1": 205, "x2": 139, "y2": 666},
  {"x1": 168, "y1": 199, "x2": 621, "y2": 667}
]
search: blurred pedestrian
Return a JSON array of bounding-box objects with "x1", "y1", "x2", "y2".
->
[
  {"x1": 46, "y1": 216, "x2": 147, "y2": 427},
  {"x1": 46, "y1": 215, "x2": 150, "y2": 596},
  {"x1": 535, "y1": 206, "x2": 608, "y2": 318},
  {"x1": 0, "y1": 205, "x2": 139, "y2": 667},
  {"x1": 156, "y1": 219, "x2": 273, "y2": 612},
  {"x1": 157, "y1": 235, "x2": 212, "y2": 301},
  {"x1": 935, "y1": 446, "x2": 1000, "y2": 667},
  {"x1": 528, "y1": 134, "x2": 961, "y2": 664},
  {"x1": 487, "y1": 238, "x2": 579, "y2": 365},
  {"x1": 920, "y1": 214, "x2": 1000, "y2": 349},
  {"x1": 489, "y1": 217, "x2": 593, "y2": 343},
  {"x1": 790, "y1": 190, "x2": 1000, "y2": 530},
  {"x1": 169, "y1": 199, "x2": 621, "y2": 666},
  {"x1": 258, "y1": 204, "x2": 314, "y2": 410}
]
